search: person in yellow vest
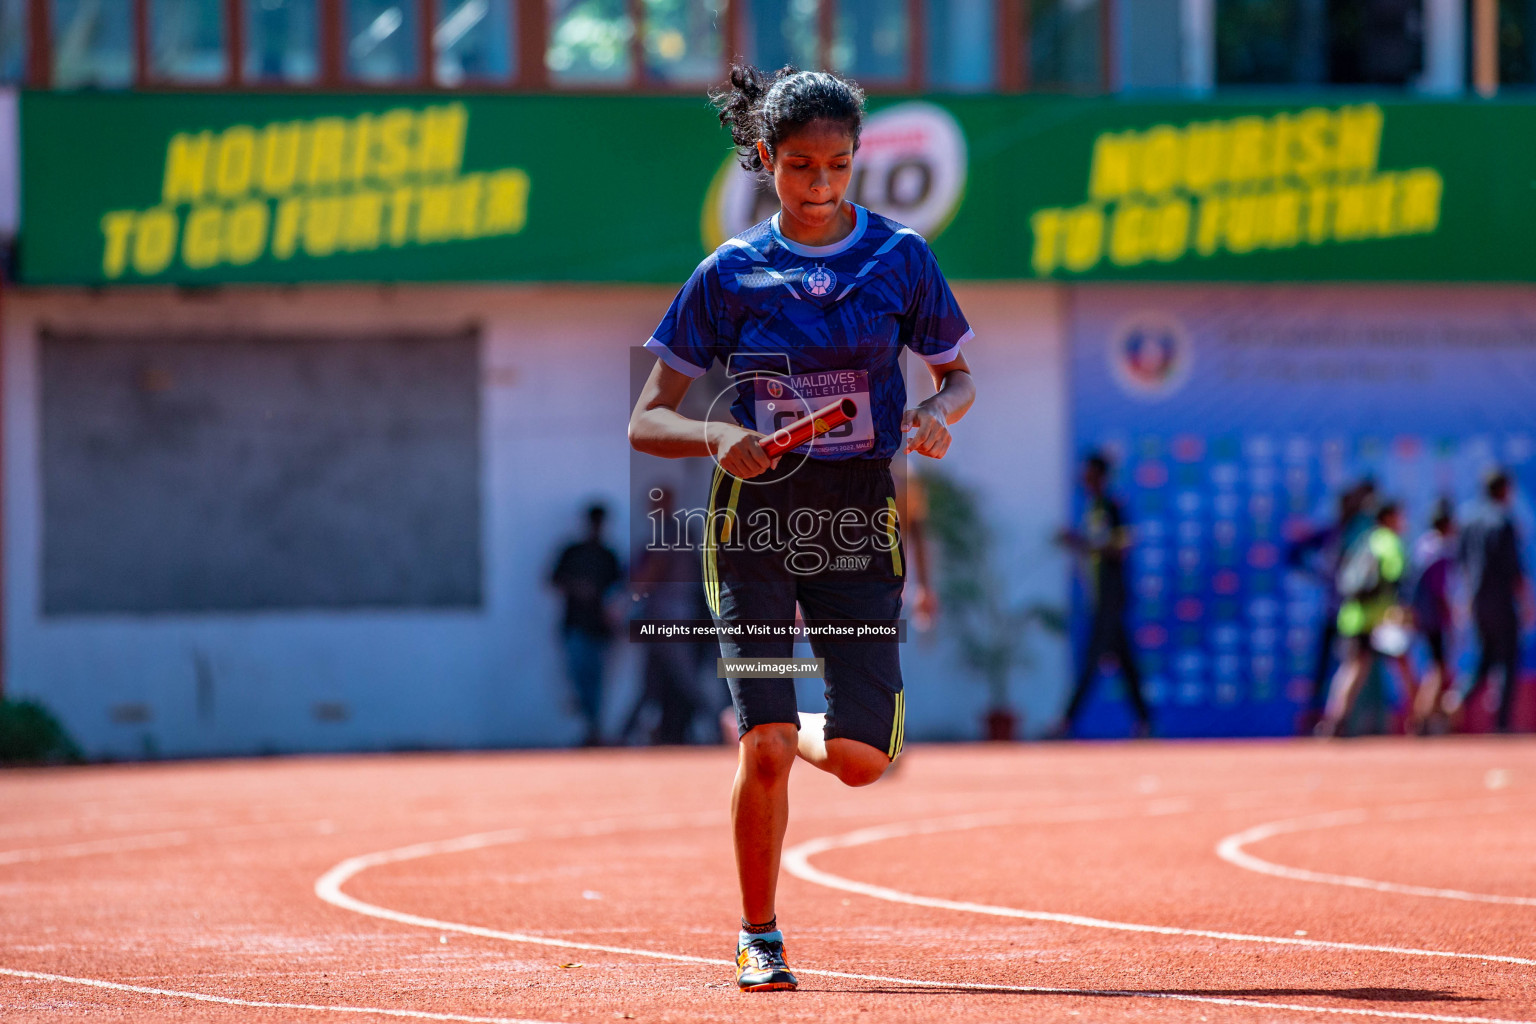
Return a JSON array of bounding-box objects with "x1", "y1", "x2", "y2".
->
[{"x1": 1316, "y1": 501, "x2": 1419, "y2": 737}]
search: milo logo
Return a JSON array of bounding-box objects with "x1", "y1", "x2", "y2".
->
[{"x1": 702, "y1": 102, "x2": 968, "y2": 250}]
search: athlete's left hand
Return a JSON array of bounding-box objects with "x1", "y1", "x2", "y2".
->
[{"x1": 901, "y1": 405, "x2": 951, "y2": 458}]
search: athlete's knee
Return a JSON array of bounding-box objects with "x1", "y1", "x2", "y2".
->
[
  {"x1": 835, "y1": 759, "x2": 888, "y2": 787},
  {"x1": 739, "y1": 723, "x2": 797, "y2": 781},
  {"x1": 825, "y1": 738, "x2": 889, "y2": 787}
]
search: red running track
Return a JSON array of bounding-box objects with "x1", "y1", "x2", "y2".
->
[{"x1": 2, "y1": 738, "x2": 1535, "y2": 1023}]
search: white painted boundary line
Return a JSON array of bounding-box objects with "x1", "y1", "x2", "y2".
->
[
  {"x1": 779, "y1": 811, "x2": 1536, "y2": 968},
  {"x1": 0, "y1": 967, "x2": 567, "y2": 1024},
  {"x1": 314, "y1": 806, "x2": 1536, "y2": 1024},
  {"x1": 1215, "y1": 803, "x2": 1536, "y2": 907},
  {"x1": 0, "y1": 818, "x2": 338, "y2": 865},
  {"x1": 1, "y1": 814, "x2": 722, "y2": 1022},
  {"x1": 0, "y1": 830, "x2": 194, "y2": 864}
]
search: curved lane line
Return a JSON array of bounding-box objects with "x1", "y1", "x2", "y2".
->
[
  {"x1": 1215, "y1": 808, "x2": 1536, "y2": 907},
  {"x1": 0, "y1": 967, "x2": 568, "y2": 1024},
  {"x1": 314, "y1": 808, "x2": 1536, "y2": 1024},
  {"x1": 0, "y1": 817, "x2": 640, "y2": 1023},
  {"x1": 778, "y1": 814, "x2": 1536, "y2": 968}
]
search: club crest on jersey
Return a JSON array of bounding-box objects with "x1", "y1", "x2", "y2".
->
[{"x1": 804, "y1": 264, "x2": 837, "y2": 297}]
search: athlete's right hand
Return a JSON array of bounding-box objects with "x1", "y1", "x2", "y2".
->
[{"x1": 710, "y1": 423, "x2": 778, "y2": 479}]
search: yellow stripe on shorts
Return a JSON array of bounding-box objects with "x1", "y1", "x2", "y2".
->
[
  {"x1": 723, "y1": 475, "x2": 743, "y2": 542},
  {"x1": 704, "y1": 467, "x2": 744, "y2": 617},
  {"x1": 885, "y1": 496, "x2": 903, "y2": 577},
  {"x1": 703, "y1": 464, "x2": 723, "y2": 616},
  {"x1": 888, "y1": 690, "x2": 906, "y2": 760}
]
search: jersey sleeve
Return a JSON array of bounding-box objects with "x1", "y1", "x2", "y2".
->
[
  {"x1": 644, "y1": 257, "x2": 724, "y2": 379},
  {"x1": 903, "y1": 242, "x2": 973, "y2": 366}
]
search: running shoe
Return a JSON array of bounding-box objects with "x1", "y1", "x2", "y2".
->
[{"x1": 736, "y1": 936, "x2": 798, "y2": 992}]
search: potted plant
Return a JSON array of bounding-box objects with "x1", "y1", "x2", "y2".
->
[{"x1": 0, "y1": 699, "x2": 84, "y2": 765}]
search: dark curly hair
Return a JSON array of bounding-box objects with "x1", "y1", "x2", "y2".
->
[{"x1": 710, "y1": 63, "x2": 866, "y2": 173}]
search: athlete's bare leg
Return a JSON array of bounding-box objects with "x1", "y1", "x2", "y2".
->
[
  {"x1": 1412, "y1": 662, "x2": 1442, "y2": 733},
  {"x1": 795, "y1": 712, "x2": 889, "y2": 786},
  {"x1": 732, "y1": 723, "x2": 797, "y2": 924},
  {"x1": 732, "y1": 713, "x2": 890, "y2": 924},
  {"x1": 1317, "y1": 652, "x2": 1371, "y2": 736},
  {"x1": 1391, "y1": 654, "x2": 1421, "y2": 734}
]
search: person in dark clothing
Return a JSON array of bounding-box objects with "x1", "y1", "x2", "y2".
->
[
  {"x1": 1053, "y1": 452, "x2": 1153, "y2": 738},
  {"x1": 623, "y1": 488, "x2": 714, "y2": 745},
  {"x1": 1409, "y1": 499, "x2": 1457, "y2": 733},
  {"x1": 1457, "y1": 470, "x2": 1533, "y2": 732},
  {"x1": 551, "y1": 503, "x2": 624, "y2": 746},
  {"x1": 1288, "y1": 483, "x2": 1371, "y2": 732}
]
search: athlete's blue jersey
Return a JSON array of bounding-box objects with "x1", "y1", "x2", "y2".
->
[{"x1": 644, "y1": 205, "x2": 973, "y2": 460}]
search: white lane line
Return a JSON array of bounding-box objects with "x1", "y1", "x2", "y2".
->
[
  {"x1": 0, "y1": 967, "x2": 567, "y2": 1024},
  {"x1": 0, "y1": 819, "x2": 338, "y2": 866},
  {"x1": 1215, "y1": 804, "x2": 1536, "y2": 907},
  {"x1": 0, "y1": 830, "x2": 193, "y2": 864},
  {"x1": 778, "y1": 813, "x2": 1536, "y2": 968},
  {"x1": 0, "y1": 806, "x2": 339, "y2": 841},
  {"x1": 3, "y1": 819, "x2": 709, "y2": 1021},
  {"x1": 314, "y1": 807, "x2": 1536, "y2": 1024}
]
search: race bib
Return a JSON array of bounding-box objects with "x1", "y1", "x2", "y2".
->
[{"x1": 752, "y1": 370, "x2": 875, "y2": 456}]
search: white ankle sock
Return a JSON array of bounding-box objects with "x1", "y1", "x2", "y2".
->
[{"x1": 739, "y1": 928, "x2": 783, "y2": 948}]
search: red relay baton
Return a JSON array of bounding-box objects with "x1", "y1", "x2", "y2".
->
[{"x1": 759, "y1": 398, "x2": 858, "y2": 459}]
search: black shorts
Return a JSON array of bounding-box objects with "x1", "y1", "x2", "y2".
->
[{"x1": 704, "y1": 453, "x2": 906, "y2": 759}]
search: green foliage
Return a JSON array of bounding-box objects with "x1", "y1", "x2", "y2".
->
[
  {"x1": 923, "y1": 471, "x2": 1066, "y2": 709},
  {"x1": 0, "y1": 699, "x2": 84, "y2": 766}
]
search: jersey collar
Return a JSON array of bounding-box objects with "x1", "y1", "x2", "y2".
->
[{"x1": 770, "y1": 203, "x2": 868, "y2": 258}]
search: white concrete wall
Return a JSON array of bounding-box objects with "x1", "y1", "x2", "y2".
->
[
  {"x1": 900, "y1": 284, "x2": 1073, "y2": 739},
  {"x1": 1, "y1": 281, "x2": 1068, "y2": 757}
]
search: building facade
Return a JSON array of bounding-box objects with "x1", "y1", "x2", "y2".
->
[{"x1": 2, "y1": 4, "x2": 1534, "y2": 755}]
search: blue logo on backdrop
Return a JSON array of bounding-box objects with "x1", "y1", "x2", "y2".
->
[
  {"x1": 1109, "y1": 314, "x2": 1191, "y2": 397},
  {"x1": 804, "y1": 264, "x2": 837, "y2": 297}
]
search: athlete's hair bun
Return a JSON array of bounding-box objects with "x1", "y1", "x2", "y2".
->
[{"x1": 710, "y1": 63, "x2": 866, "y2": 172}]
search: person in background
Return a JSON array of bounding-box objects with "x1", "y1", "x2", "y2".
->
[
  {"x1": 1052, "y1": 452, "x2": 1153, "y2": 738},
  {"x1": 1457, "y1": 470, "x2": 1534, "y2": 732},
  {"x1": 1408, "y1": 499, "x2": 1458, "y2": 733},
  {"x1": 551, "y1": 503, "x2": 624, "y2": 747},
  {"x1": 1316, "y1": 501, "x2": 1417, "y2": 737},
  {"x1": 1288, "y1": 483, "x2": 1369, "y2": 733},
  {"x1": 1343, "y1": 478, "x2": 1380, "y2": 550},
  {"x1": 624, "y1": 488, "x2": 713, "y2": 745}
]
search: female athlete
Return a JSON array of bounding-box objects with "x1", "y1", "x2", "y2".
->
[{"x1": 627, "y1": 63, "x2": 976, "y2": 991}]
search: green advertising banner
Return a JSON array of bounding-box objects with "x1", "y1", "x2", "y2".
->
[{"x1": 18, "y1": 91, "x2": 1536, "y2": 284}]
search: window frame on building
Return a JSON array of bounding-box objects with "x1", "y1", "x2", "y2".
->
[{"x1": 20, "y1": 0, "x2": 1113, "y2": 93}]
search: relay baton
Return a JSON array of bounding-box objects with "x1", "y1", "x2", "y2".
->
[{"x1": 760, "y1": 398, "x2": 858, "y2": 458}]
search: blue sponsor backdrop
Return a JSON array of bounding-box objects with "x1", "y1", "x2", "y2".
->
[{"x1": 1068, "y1": 286, "x2": 1536, "y2": 738}]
